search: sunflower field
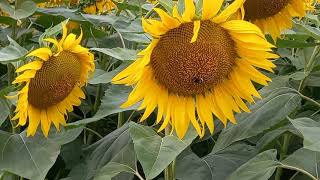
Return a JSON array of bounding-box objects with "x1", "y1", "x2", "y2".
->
[{"x1": 1, "y1": 0, "x2": 320, "y2": 180}]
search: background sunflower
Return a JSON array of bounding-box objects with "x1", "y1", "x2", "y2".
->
[
  {"x1": 243, "y1": 0, "x2": 310, "y2": 40},
  {"x1": 11, "y1": 23, "x2": 94, "y2": 137}
]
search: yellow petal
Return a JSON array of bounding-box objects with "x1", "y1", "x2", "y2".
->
[
  {"x1": 16, "y1": 60, "x2": 43, "y2": 73},
  {"x1": 212, "y1": 0, "x2": 244, "y2": 23},
  {"x1": 174, "y1": 96, "x2": 189, "y2": 139},
  {"x1": 158, "y1": 94, "x2": 174, "y2": 132},
  {"x1": 186, "y1": 96, "x2": 203, "y2": 137},
  {"x1": 172, "y1": 5, "x2": 183, "y2": 22},
  {"x1": 154, "y1": 8, "x2": 181, "y2": 29},
  {"x1": 202, "y1": 0, "x2": 223, "y2": 19},
  {"x1": 60, "y1": 22, "x2": 68, "y2": 45},
  {"x1": 44, "y1": 38, "x2": 62, "y2": 52},
  {"x1": 142, "y1": 18, "x2": 168, "y2": 37},
  {"x1": 156, "y1": 86, "x2": 168, "y2": 124},
  {"x1": 182, "y1": 0, "x2": 195, "y2": 22},
  {"x1": 196, "y1": 94, "x2": 214, "y2": 134},
  {"x1": 27, "y1": 106, "x2": 41, "y2": 137},
  {"x1": 27, "y1": 48, "x2": 52, "y2": 61},
  {"x1": 221, "y1": 20, "x2": 264, "y2": 37},
  {"x1": 63, "y1": 33, "x2": 77, "y2": 50},
  {"x1": 12, "y1": 70, "x2": 36, "y2": 84},
  {"x1": 40, "y1": 109, "x2": 51, "y2": 137},
  {"x1": 190, "y1": 20, "x2": 201, "y2": 43}
]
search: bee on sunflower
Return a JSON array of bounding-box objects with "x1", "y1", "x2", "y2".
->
[
  {"x1": 112, "y1": 0, "x2": 279, "y2": 139},
  {"x1": 243, "y1": 0, "x2": 311, "y2": 40},
  {"x1": 11, "y1": 23, "x2": 95, "y2": 137}
]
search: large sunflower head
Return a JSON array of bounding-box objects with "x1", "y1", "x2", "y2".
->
[
  {"x1": 112, "y1": 0, "x2": 279, "y2": 139},
  {"x1": 243, "y1": 0, "x2": 310, "y2": 40},
  {"x1": 12, "y1": 23, "x2": 95, "y2": 137}
]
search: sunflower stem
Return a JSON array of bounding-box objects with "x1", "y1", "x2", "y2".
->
[
  {"x1": 297, "y1": 91, "x2": 320, "y2": 109},
  {"x1": 275, "y1": 134, "x2": 291, "y2": 180},
  {"x1": 299, "y1": 46, "x2": 320, "y2": 92},
  {"x1": 164, "y1": 126, "x2": 175, "y2": 180},
  {"x1": 7, "y1": 63, "x2": 14, "y2": 86},
  {"x1": 117, "y1": 112, "x2": 125, "y2": 128},
  {"x1": 92, "y1": 84, "x2": 102, "y2": 114}
]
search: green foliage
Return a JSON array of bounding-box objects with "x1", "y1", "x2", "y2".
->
[{"x1": 1, "y1": 0, "x2": 320, "y2": 180}]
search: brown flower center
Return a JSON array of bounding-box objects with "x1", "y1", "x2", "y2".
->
[
  {"x1": 244, "y1": 0, "x2": 291, "y2": 20},
  {"x1": 150, "y1": 20, "x2": 236, "y2": 95},
  {"x1": 28, "y1": 51, "x2": 82, "y2": 109}
]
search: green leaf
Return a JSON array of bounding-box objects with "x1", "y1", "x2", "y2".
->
[
  {"x1": 91, "y1": 48, "x2": 138, "y2": 61},
  {"x1": 306, "y1": 72, "x2": 320, "y2": 87},
  {"x1": 0, "y1": 36, "x2": 28, "y2": 63},
  {"x1": 282, "y1": 148, "x2": 320, "y2": 178},
  {"x1": 0, "y1": 131, "x2": 60, "y2": 180},
  {"x1": 94, "y1": 143, "x2": 137, "y2": 180},
  {"x1": 37, "y1": 8, "x2": 84, "y2": 21},
  {"x1": 294, "y1": 21, "x2": 320, "y2": 41},
  {"x1": 81, "y1": 14, "x2": 121, "y2": 25},
  {"x1": 48, "y1": 126, "x2": 84, "y2": 146},
  {"x1": 0, "y1": 125, "x2": 83, "y2": 180},
  {"x1": 95, "y1": 162, "x2": 135, "y2": 180},
  {"x1": 256, "y1": 124, "x2": 300, "y2": 151},
  {"x1": 129, "y1": 122, "x2": 197, "y2": 179},
  {"x1": 228, "y1": 150, "x2": 280, "y2": 180},
  {"x1": 158, "y1": 0, "x2": 175, "y2": 14},
  {"x1": 212, "y1": 88, "x2": 301, "y2": 153},
  {"x1": 121, "y1": 32, "x2": 151, "y2": 43},
  {"x1": 66, "y1": 124, "x2": 133, "y2": 180},
  {"x1": 0, "y1": 0, "x2": 37, "y2": 20},
  {"x1": 276, "y1": 39, "x2": 319, "y2": 48},
  {"x1": 290, "y1": 71, "x2": 307, "y2": 81},
  {"x1": 39, "y1": 19, "x2": 69, "y2": 46},
  {"x1": 69, "y1": 85, "x2": 138, "y2": 126},
  {"x1": 290, "y1": 117, "x2": 320, "y2": 152},
  {"x1": 0, "y1": 99, "x2": 10, "y2": 126},
  {"x1": 176, "y1": 144, "x2": 257, "y2": 180},
  {"x1": 89, "y1": 62, "x2": 129, "y2": 84}
]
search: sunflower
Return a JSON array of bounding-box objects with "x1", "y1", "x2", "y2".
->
[
  {"x1": 11, "y1": 23, "x2": 95, "y2": 137},
  {"x1": 243, "y1": 0, "x2": 310, "y2": 40},
  {"x1": 69, "y1": 0, "x2": 80, "y2": 6},
  {"x1": 37, "y1": 0, "x2": 64, "y2": 8},
  {"x1": 112, "y1": 0, "x2": 278, "y2": 139},
  {"x1": 82, "y1": 0, "x2": 116, "y2": 14}
]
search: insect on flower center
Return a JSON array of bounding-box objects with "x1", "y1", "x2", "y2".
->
[
  {"x1": 150, "y1": 20, "x2": 237, "y2": 95},
  {"x1": 244, "y1": 0, "x2": 291, "y2": 20},
  {"x1": 28, "y1": 51, "x2": 82, "y2": 109}
]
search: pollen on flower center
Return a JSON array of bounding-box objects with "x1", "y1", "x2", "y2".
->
[
  {"x1": 28, "y1": 51, "x2": 82, "y2": 108},
  {"x1": 150, "y1": 20, "x2": 237, "y2": 95},
  {"x1": 244, "y1": 0, "x2": 291, "y2": 20}
]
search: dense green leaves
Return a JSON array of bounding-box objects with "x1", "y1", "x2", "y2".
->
[
  {"x1": 212, "y1": 88, "x2": 301, "y2": 153},
  {"x1": 228, "y1": 150, "x2": 280, "y2": 180},
  {"x1": 0, "y1": 0, "x2": 36, "y2": 20},
  {"x1": 129, "y1": 122, "x2": 197, "y2": 179},
  {"x1": 94, "y1": 143, "x2": 137, "y2": 180},
  {"x1": 0, "y1": 99, "x2": 10, "y2": 126},
  {"x1": 290, "y1": 118, "x2": 320, "y2": 152},
  {"x1": 0, "y1": 127, "x2": 82, "y2": 180},
  {"x1": 176, "y1": 144, "x2": 257, "y2": 180},
  {"x1": 91, "y1": 48, "x2": 138, "y2": 61},
  {"x1": 65, "y1": 124, "x2": 133, "y2": 180},
  {"x1": 0, "y1": 36, "x2": 27, "y2": 63},
  {"x1": 69, "y1": 85, "x2": 138, "y2": 126},
  {"x1": 1, "y1": 0, "x2": 320, "y2": 180}
]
